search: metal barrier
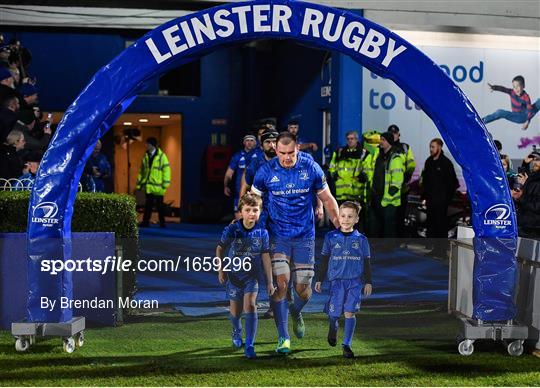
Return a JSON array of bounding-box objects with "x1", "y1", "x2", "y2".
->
[
  {"x1": 449, "y1": 226, "x2": 539, "y2": 355},
  {"x1": 0, "y1": 178, "x2": 83, "y2": 192}
]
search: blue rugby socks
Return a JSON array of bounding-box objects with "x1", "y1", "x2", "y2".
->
[
  {"x1": 244, "y1": 312, "x2": 258, "y2": 348},
  {"x1": 229, "y1": 313, "x2": 242, "y2": 334},
  {"x1": 329, "y1": 317, "x2": 339, "y2": 332},
  {"x1": 289, "y1": 292, "x2": 309, "y2": 319},
  {"x1": 343, "y1": 316, "x2": 356, "y2": 347},
  {"x1": 327, "y1": 317, "x2": 339, "y2": 346},
  {"x1": 271, "y1": 299, "x2": 290, "y2": 339}
]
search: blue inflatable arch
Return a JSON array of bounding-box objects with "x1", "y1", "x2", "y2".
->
[{"x1": 28, "y1": 0, "x2": 517, "y2": 323}]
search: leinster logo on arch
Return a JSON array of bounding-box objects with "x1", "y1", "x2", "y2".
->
[
  {"x1": 31, "y1": 201, "x2": 60, "y2": 227},
  {"x1": 483, "y1": 204, "x2": 512, "y2": 229}
]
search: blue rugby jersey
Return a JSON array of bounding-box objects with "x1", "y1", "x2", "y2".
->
[
  {"x1": 320, "y1": 230, "x2": 371, "y2": 281},
  {"x1": 218, "y1": 220, "x2": 270, "y2": 282},
  {"x1": 229, "y1": 150, "x2": 252, "y2": 193},
  {"x1": 246, "y1": 153, "x2": 312, "y2": 186},
  {"x1": 245, "y1": 154, "x2": 268, "y2": 186},
  {"x1": 251, "y1": 147, "x2": 264, "y2": 162},
  {"x1": 251, "y1": 155, "x2": 327, "y2": 238}
]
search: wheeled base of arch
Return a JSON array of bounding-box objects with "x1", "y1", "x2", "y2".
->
[
  {"x1": 11, "y1": 316, "x2": 85, "y2": 353},
  {"x1": 456, "y1": 317, "x2": 528, "y2": 356}
]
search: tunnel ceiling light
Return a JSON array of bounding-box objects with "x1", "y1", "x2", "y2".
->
[
  {"x1": 139, "y1": 118, "x2": 149, "y2": 123},
  {"x1": 123, "y1": 121, "x2": 132, "y2": 125},
  {"x1": 160, "y1": 115, "x2": 170, "y2": 119}
]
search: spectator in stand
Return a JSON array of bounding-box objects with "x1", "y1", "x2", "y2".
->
[
  {"x1": 0, "y1": 43, "x2": 10, "y2": 68},
  {"x1": 16, "y1": 109, "x2": 51, "y2": 153},
  {"x1": 501, "y1": 154, "x2": 517, "y2": 186},
  {"x1": 519, "y1": 147, "x2": 539, "y2": 173},
  {"x1": 420, "y1": 138, "x2": 459, "y2": 258},
  {"x1": 0, "y1": 129, "x2": 25, "y2": 179},
  {"x1": 7, "y1": 39, "x2": 32, "y2": 83},
  {"x1": 19, "y1": 83, "x2": 38, "y2": 108},
  {"x1": 80, "y1": 161, "x2": 96, "y2": 193},
  {"x1": 89, "y1": 139, "x2": 112, "y2": 192},
  {"x1": 16, "y1": 151, "x2": 42, "y2": 190},
  {"x1": 513, "y1": 151, "x2": 540, "y2": 238},
  {"x1": 0, "y1": 67, "x2": 14, "y2": 89},
  {"x1": 0, "y1": 94, "x2": 19, "y2": 142},
  {"x1": 495, "y1": 140, "x2": 513, "y2": 170},
  {"x1": 8, "y1": 66, "x2": 20, "y2": 88},
  {"x1": 18, "y1": 83, "x2": 40, "y2": 140},
  {"x1": 287, "y1": 120, "x2": 318, "y2": 154}
]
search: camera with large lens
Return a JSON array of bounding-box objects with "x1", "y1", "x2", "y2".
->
[{"x1": 508, "y1": 172, "x2": 523, "y2": 191}]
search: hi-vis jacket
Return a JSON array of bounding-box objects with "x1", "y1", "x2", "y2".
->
[
  {"x1": 328, "y1": 147, "x2": 364, "y2": 201},
  {"x1": 136, "y1": 148, "x2": 171, "y2": 196},
  {"x1": 396, "y1": 142, "x2": 416, "y2": 192},
  {"x1": 363, "y1": 147, "x2": 405, "y2": 207}
]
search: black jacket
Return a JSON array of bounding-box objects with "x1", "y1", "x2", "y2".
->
[
  {"x1": 0, "y1": 143, "x2": 24, "y2": 179},
  {"x1": 517, "y1": 171, "x2": 540, "y2": 233},
  {"x1": 421, "y1": 151, "x2": 458, "y2": 206},
  {"x1": 0, "y1": 108, "x2": 18, "y2": 143}
]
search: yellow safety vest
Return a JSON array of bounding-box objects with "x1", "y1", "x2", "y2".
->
[
  {"x1": 364, "y1": 148, "x2": 405, "y2": 207},
  {"x1": 136, "y1": 148, "x2": 171, "y2": 196},
  {"x1": 328, "y1": 148, "x2": 363, "y2": 201}
]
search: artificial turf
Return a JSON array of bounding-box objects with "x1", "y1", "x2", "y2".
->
[{"x1": 0, "y1": 304, "x2": 539, "y2": 386}]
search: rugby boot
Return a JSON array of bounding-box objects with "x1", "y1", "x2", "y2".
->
[
  {"x1": 342, "y1": 345, "x2": 355, "y2": 359},
  {"x1": 231, "y1": 330, "x2": 243, "y2": 348},
  {"x1": 244, "y1": 345, "x2": 257, "y2": 359},
  {"x1": 292, "y1": 312, "x2": 305, "y2": 339},
  {"x1": 276, "y1": 337, "x2": 291, "y2": 354}
]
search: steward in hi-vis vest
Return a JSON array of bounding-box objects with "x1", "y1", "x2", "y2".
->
[
  {"x1": 367, "y1": 132, "x2": 405, "y2": 238},
  {"x1": 137, "y1": 137, "x2": 171, "y2": 228},
  {"x1": 328, "y1": 131, "x2": 364, "y2": 203}
]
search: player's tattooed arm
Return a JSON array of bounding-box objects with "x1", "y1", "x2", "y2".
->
[{"x1": 317, "y1": 187, "x2": 340, "y2": 229}]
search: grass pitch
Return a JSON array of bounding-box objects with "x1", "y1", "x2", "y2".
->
[{"x1": 0, "y1": 304, "x2": 539, "y2": 386}]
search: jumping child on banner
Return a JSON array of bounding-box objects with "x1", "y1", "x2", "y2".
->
[
  {"x1": 315, "y1": 201, "x2": 373, "y2": 359},
  {"x1": 483, "y1": 75, "x2": 540, "y2": 131},
  {"x1": 216, "y1": 193, "x2": 275, "y2": 359}
]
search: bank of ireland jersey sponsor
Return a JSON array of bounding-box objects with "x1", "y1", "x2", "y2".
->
[
  {"x1": 324, "y1": 230, "x2": 369, "y2": 281},
  {"x1": 253, "y1": 157, "x2": 326, "y2": 238}
]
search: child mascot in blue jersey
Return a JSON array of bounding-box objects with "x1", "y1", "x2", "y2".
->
[
  {"x1": 315, "y1": 201, "x2": 373, "y2": 358},
  {"x1": 216, "y1": 193, "x2": 275, "y2": 359}
]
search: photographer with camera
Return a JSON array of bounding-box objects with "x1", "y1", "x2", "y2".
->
[{"x1": 512, "y1": 151, "x2": 540, "y2": 238}]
